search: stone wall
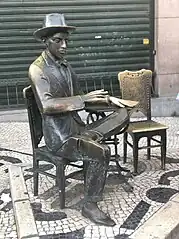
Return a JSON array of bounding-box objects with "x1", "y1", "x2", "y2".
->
[{"x1": 155, "y1": 0, "x2": 179, "y2": 97}]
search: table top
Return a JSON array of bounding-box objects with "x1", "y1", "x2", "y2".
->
[
  {"x1": 85, "y1": 103, "x2": 118, "y2": 112},
  {"x1": 85, "y1": 103, "x2": 132, "y2": 113}
]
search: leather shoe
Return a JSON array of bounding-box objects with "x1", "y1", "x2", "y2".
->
[{"x1": 82, "y1": 202, "x2": 116, "y2": 227}]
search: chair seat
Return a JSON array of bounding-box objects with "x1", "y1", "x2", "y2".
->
[
  {"x1": 35, "y1": 146, "x2": 81, "y2": 167},
  {"x1": 35, "y1": 146, "x2": 66, "y2": 164},
  {"x1": 126, "y1": 120, "x2": 168, "y2": 133},
  {"x1": 35, "y1": 145, "x2": 52, "y2": 155}
]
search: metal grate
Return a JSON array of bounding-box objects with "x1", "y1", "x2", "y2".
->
[
  {"x1": 0, "y1": 0, "x2": 154, "y2": 108},
  {"x1": 0, "y1": 83, "x2": 27, "y2": 108}
]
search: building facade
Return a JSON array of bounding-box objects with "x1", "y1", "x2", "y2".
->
[
  {"x1": 155, "y1": 0, "x2": 179, "y2": 97},
  {"x1": 0, "y1": 0, "x2": 178, "y2": 109}
]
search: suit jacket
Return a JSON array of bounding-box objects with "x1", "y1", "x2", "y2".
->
[{"x1": 29, "y1": 50, "x2": 85, "y2": 152}]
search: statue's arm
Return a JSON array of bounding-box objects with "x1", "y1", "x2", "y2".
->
[{"x1": 29, "y1": 64, "x2": 85, "y2": 115}]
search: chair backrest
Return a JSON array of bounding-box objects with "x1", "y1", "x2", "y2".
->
[
  {"x1": 118, "y1": 69, "x2": 152, "y2": 119},
  {"x1": 23, "y1": 86, "x2": 43, "y2": 149}
]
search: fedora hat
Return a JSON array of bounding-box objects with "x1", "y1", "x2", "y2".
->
[{"x1": 34, "y1": 13, "x2": 76, "y2": 40}]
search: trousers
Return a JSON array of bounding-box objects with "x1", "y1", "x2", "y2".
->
[{"x1": 56, "y1": 108, "x2": 129, "y2": 202}]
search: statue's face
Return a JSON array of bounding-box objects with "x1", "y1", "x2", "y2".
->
[{"x1": 46, "y1": 32, "x2": 69, "y2": 60}]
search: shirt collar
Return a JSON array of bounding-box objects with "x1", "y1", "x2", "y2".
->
[{"x1": 45, "y1": 50, "x2": 68, "y2": 67}]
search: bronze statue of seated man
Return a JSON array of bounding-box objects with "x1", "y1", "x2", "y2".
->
[{"x1": 29, "y1": 13, "x2": 138, "y2": 227}]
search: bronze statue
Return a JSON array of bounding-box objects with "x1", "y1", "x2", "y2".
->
[{"x1": 29, "y1": 13, "x2": 137, "y2": 226}]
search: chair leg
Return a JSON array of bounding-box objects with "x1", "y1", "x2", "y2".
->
[
  {"x1": 161, "y1": 130, "x2": 167, "y2": 170},
  {"x1": 33, "y1": 155, "x2": 39, "y2": 196},
  {"x1": 147, "y1": 137, "x2": 151, "y2": 160},
  {"x1": 56, "y1": 164, "x2": 66, "y2": 209},
  {"x1": 114, "y1": 134, "x2": 119, "y2": 157},
  {"x1": 83, "y1": 161, "x2": 88, "y2": 186},
  {"x1": 133, "y1": 137, "x2": 139, "y2": 175},
  {"x1": 123, "y1": 132, "x2": 128, "y2": 163},
  {"x1": 56, "y1": 166, "x2": 60, "y2": 187}
]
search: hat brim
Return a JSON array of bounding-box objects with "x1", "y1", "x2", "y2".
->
[{"x1": 34, "y1": 26, "x2": 76, "y2": 41}]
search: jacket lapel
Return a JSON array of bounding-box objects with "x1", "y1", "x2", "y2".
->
[{"x1": 42, "y1": 51, "x2": 72, "y2": 97}]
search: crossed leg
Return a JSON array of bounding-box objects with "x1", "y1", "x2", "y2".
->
[
  {"x1": 56, "y1": 135, "x2": 115, "y2": 226},
  {"x1": 55, "y1": 108, "x2": 132, "y2": 226}
]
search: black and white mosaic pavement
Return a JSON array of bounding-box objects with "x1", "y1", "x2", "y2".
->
[{"x1": 0, "y1": 117, "x2": 179, "y2": 238}]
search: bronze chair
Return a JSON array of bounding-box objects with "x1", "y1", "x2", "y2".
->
[
  {"x1": 23, "y1": 86, "x2": 83, "y2": 209},
  {"x1": 118, "y1": 69, "x2": 168, "y2": 175}
]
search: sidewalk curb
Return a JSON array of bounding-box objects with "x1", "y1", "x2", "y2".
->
[
  {"x1": 9, "y1": 165, "x2": 39, "y2": 239},
  {"x1": 130, "y1": 193, "x2": 179, "y2": 239}
]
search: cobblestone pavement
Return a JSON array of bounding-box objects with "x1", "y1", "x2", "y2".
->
[{"x1": 0, "y1": 117, "x2": 179, "y2": 238}]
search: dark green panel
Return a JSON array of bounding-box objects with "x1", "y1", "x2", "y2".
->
[{"x1": 0, "y1": 0, "x2": 154, "y2": 107}]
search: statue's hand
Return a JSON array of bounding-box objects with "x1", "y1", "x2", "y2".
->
[
  {"x1": 84, "y1": 89, "x2": 108, "y2": 97},
  {"x1": 81, "y1": 90, "x2": 138, "y2": 107},
  {"x1": 82, "y1": 89, "x2": 109, "y2": 103},
  {"x1": 109, "y1": 96, "x2": 139, "y2": 108},
  {"x1": 109, "y1": 96, "x2": 125, "y2": 107}
]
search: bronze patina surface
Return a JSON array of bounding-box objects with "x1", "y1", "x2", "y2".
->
[{"x1": 29, "y1": 13, "x2": 137, "y2": 226}]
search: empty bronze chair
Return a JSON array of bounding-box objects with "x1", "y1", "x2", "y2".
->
[{"x1": 118, "y1": 69, "x2": 168, "y2": 175}]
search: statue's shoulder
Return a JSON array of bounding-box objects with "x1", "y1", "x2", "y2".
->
[
  {"x1": 32, "y1": 54, "x2": 45, "y2": 69},
  {"x1": 28, "y1": 53, "x2": 45, "y2": 81}
]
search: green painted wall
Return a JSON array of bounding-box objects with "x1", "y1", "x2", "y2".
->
[{"x1": 0, "y1": 0, "x2": 154, "y2": 107}]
